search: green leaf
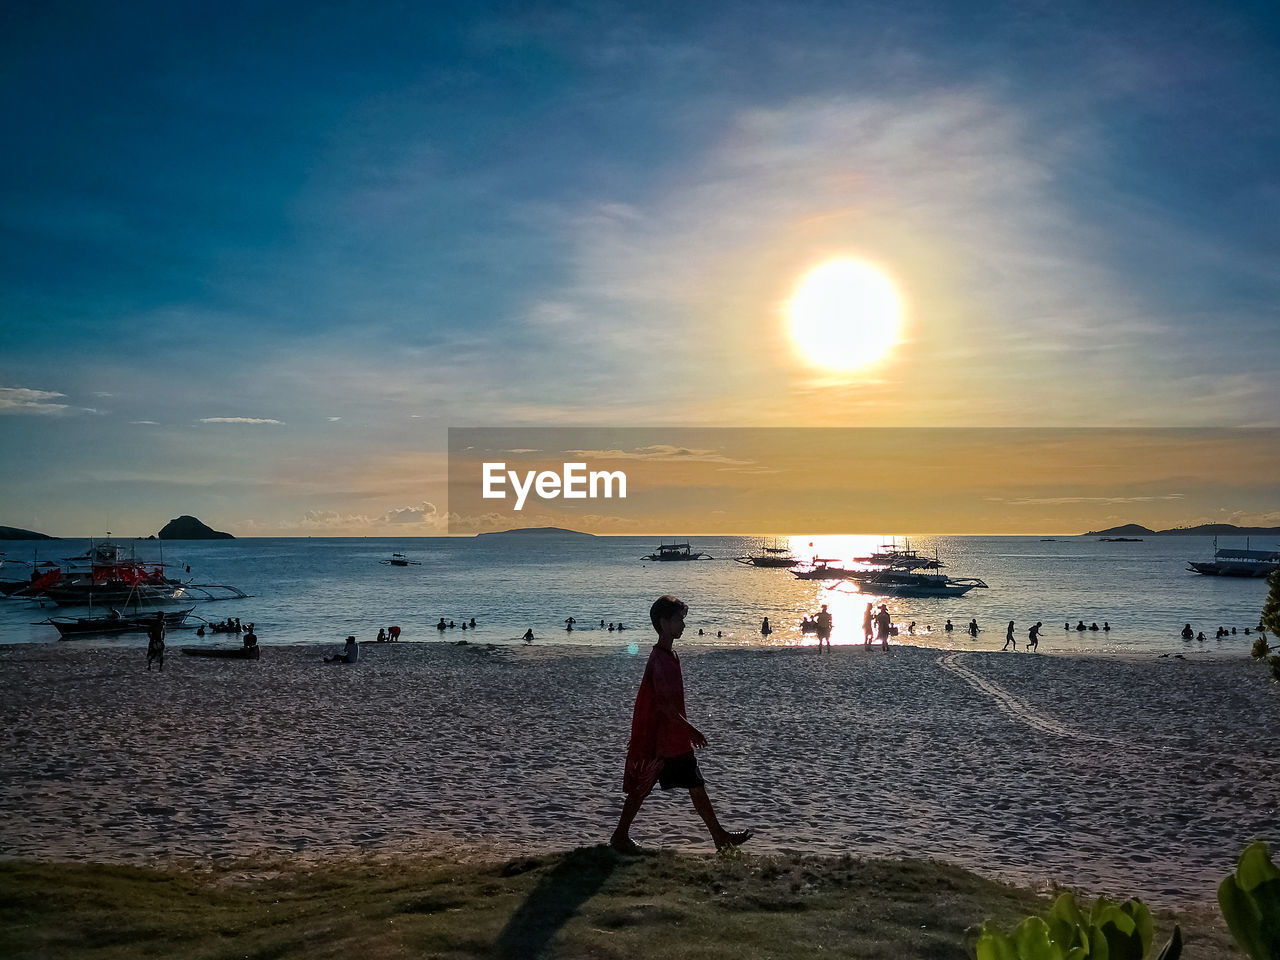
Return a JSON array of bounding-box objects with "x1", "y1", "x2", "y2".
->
[
  {"x1": 976, "y1": 925, "x2": 1019, "y2": 960},
  {"x1": 1155, "y1": 924, "x2": 1183, "y2": 960},
  {"x1": 1238, "y1": 842, "x2": 1280, "y2": 893},
  {"x1": 1220, "y1": 874, "x2": 1266, "y2": 960},
  {"x1": 1014, "y1": 916, "x2": 1061, "y2": 960}
]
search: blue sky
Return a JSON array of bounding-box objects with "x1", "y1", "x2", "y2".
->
[{"x1": 2, "y1": 1, "x2": 1279, "y2": 535}]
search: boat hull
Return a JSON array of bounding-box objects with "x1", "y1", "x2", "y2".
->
[
  {"x1": 47, "y1": 607, "x2": 195, "y2": 639},
  {"x1": 1186, "y1": 561, "x2": 1276, "y2": 578},
  {"x1": 181, "y1": 646, "x2": 261, "y2": 659}
]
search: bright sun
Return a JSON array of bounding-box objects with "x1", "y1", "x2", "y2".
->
[{"x1": 788, "y1": 258, "x2": 904, "y2": 371}]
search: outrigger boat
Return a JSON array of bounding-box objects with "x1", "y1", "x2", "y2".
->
[
  {"x1": 853, "y1": 539, "x2": 942, "y2": 571},
  {"x1": 1186, "y1": 538, "x2": 1280, "y2": 578},
  {"x1": 641, "y1": 542, "x2": 713, "y2": 561},
  {"x1": 380, "y1": 553, "x2": 421, "y2": 566},
  {"x1": 791, "y1": 558, "x2": 863, "y2": 580},
  {"x1": 848, "y1": 566, "x2": 988, "y2": 598},
  {"x1": 10, "y1": 538, "x2": 249, "y2": 606},
  {"x1": 798, "y1": 545, "x2": 989, "y2": 598},
  {"x1": 734, "y1": 540, "x2": 799, "y2": 568},
  {"x1": 38, "y1": 606, "x2": 196, "y2": 640}
]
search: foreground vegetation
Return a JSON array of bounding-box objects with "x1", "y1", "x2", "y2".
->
[{"x1": 0, "y1": 848, "x2": 1239, "y2": 960}]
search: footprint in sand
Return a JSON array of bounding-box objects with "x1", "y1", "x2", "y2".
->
[{"x1": 937, "y1": 653, "x2": 1115, "y2": 744}]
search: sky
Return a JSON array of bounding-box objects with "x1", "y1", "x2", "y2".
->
[{"x1": 2, "y1": 1, "x2": 1279, "y2": 537}]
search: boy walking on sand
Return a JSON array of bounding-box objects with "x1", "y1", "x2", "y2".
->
[{"x1": 610, "y1": 595, "x2": 752, "y2": 854}]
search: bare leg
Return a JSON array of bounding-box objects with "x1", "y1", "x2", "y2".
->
[
  {"x1": 690, "y1": 785, "x2": 751, "y2": 850},
  {"x1": 611, "y1": 787, "x2": 651, "y2": 851}
]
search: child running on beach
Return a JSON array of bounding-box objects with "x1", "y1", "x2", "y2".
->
[
  {"x1": 610, "y1": 595, "x2": 751, "y2": 854},
  {"x1": 1027, "y1": 621, "x2": 1043, "y2": 652}
]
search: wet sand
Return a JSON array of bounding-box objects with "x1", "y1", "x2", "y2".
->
[{"x1": 1, "y1": 640, "x2": 1276, "y2": 906}]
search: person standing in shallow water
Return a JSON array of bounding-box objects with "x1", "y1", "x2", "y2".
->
[
  {"x1": 611, "y1": 595, "x2": 751, "y2": 854},
  {"x1": 814, "y1": 604, "x2": 833, "y2": 651}
]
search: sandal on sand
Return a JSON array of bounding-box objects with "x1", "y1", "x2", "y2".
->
[
  {"x1": 610, "y1": 837, "x2": 647, "y2": 856},
  {"x1": 716, "y1": 829, "x2": 752, "y2": 851}
]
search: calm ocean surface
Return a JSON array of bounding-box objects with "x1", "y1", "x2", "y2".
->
[{"x1": 0, "y1": 534, "x2": 1272, "y2": 653}]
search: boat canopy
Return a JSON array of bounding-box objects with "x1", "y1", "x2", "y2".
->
[{"x1": 1216, "y1": 549, "x2": 1280, "y2": 561}]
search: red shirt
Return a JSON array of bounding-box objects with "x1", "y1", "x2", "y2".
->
[{"x1": 623, "y1": 644, "x2": 690, "y2": 793}]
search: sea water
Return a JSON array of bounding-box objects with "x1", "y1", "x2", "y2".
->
[{"x1": 0, "y1": 534, "x2": 1272, "y2": 653}]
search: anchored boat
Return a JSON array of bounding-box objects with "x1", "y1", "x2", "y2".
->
[
  {"x1": 641, "y1": 542, "x2": 713, "y2": 561},
  {"x1": 1186, "y1": 538, "x2": 1280, "y2": 578}
]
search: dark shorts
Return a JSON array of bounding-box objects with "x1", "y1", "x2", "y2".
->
[{"x1": 658, "y1": 751, "x2": 705, "y2": 790}]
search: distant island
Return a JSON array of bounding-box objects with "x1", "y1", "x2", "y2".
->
[
  {"x1": 1085, "y1": 523, "x2": 1280, "y2": 537},
  {"x1": 476, "y1": 526, "x2": 599, "y2": 539},
  {"x1": 0, "y1": 525, "x2": 56, "y2": 540},
  {"x1": 158, "y1": 516, "x2": 234, "y2": 540}
]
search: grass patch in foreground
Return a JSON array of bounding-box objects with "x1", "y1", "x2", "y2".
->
[{"x1": 0, "y1": 848, "x2": 1240, "y2": 960}]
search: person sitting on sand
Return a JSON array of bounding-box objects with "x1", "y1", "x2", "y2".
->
[
  {"x1": 522, "y1": 628, "x2": 534, "y2": 644},
  {"x1": 610, "y1": 595, "x2": 751, "y2": 855},
  {"x1": 325, "y1": 636, "x2": 360, "y2": 664},
  {"x1": 1003, "y1": 621, "x2": 1016, "y2": 651},
  {"x1": 242, "y1": 624, "x2": 258, "y2": 650},
  {"x1": 1181, "y1": 623, "x2": 1194, "y2": 640},
  {"x1": 377, "y1": 627, "x2": 388, "y2": 642},
  {"x1": 1027, "y1": 621, "x2": 1043, "y2": 652}
]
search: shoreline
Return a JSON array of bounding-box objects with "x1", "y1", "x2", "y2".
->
[{"x1": 1, "y1": 641, "x2": 1276, "y2": 908}]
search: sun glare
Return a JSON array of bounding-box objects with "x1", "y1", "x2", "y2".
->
[{"x1": 788, "y1": 259, "x2": 904, "y2": 371}]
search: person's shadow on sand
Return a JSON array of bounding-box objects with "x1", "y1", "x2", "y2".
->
[{"x1": 493, "y1": 846, "x2": 620, "y2": 959}]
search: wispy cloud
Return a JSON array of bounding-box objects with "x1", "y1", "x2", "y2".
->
[
  {"x1": 566, "y1": 445, "x2": 754, "y2": 465},
  {"x1": 988, "y1": 495, "x2": 1186, "y2": 506},
  {"x1": 232, "y1": 502, "x2": 445, "y2": 534},
  {"x1": 0, "y1": 387, "x2": 69, "y2": 415},
  {"x1": 199, "y1": 417, "x2": 285, "y2": 425}
]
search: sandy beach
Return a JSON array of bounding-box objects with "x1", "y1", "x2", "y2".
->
[{"x1": 2, "y1": 640, "x2": 1277, "y2": 907}]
